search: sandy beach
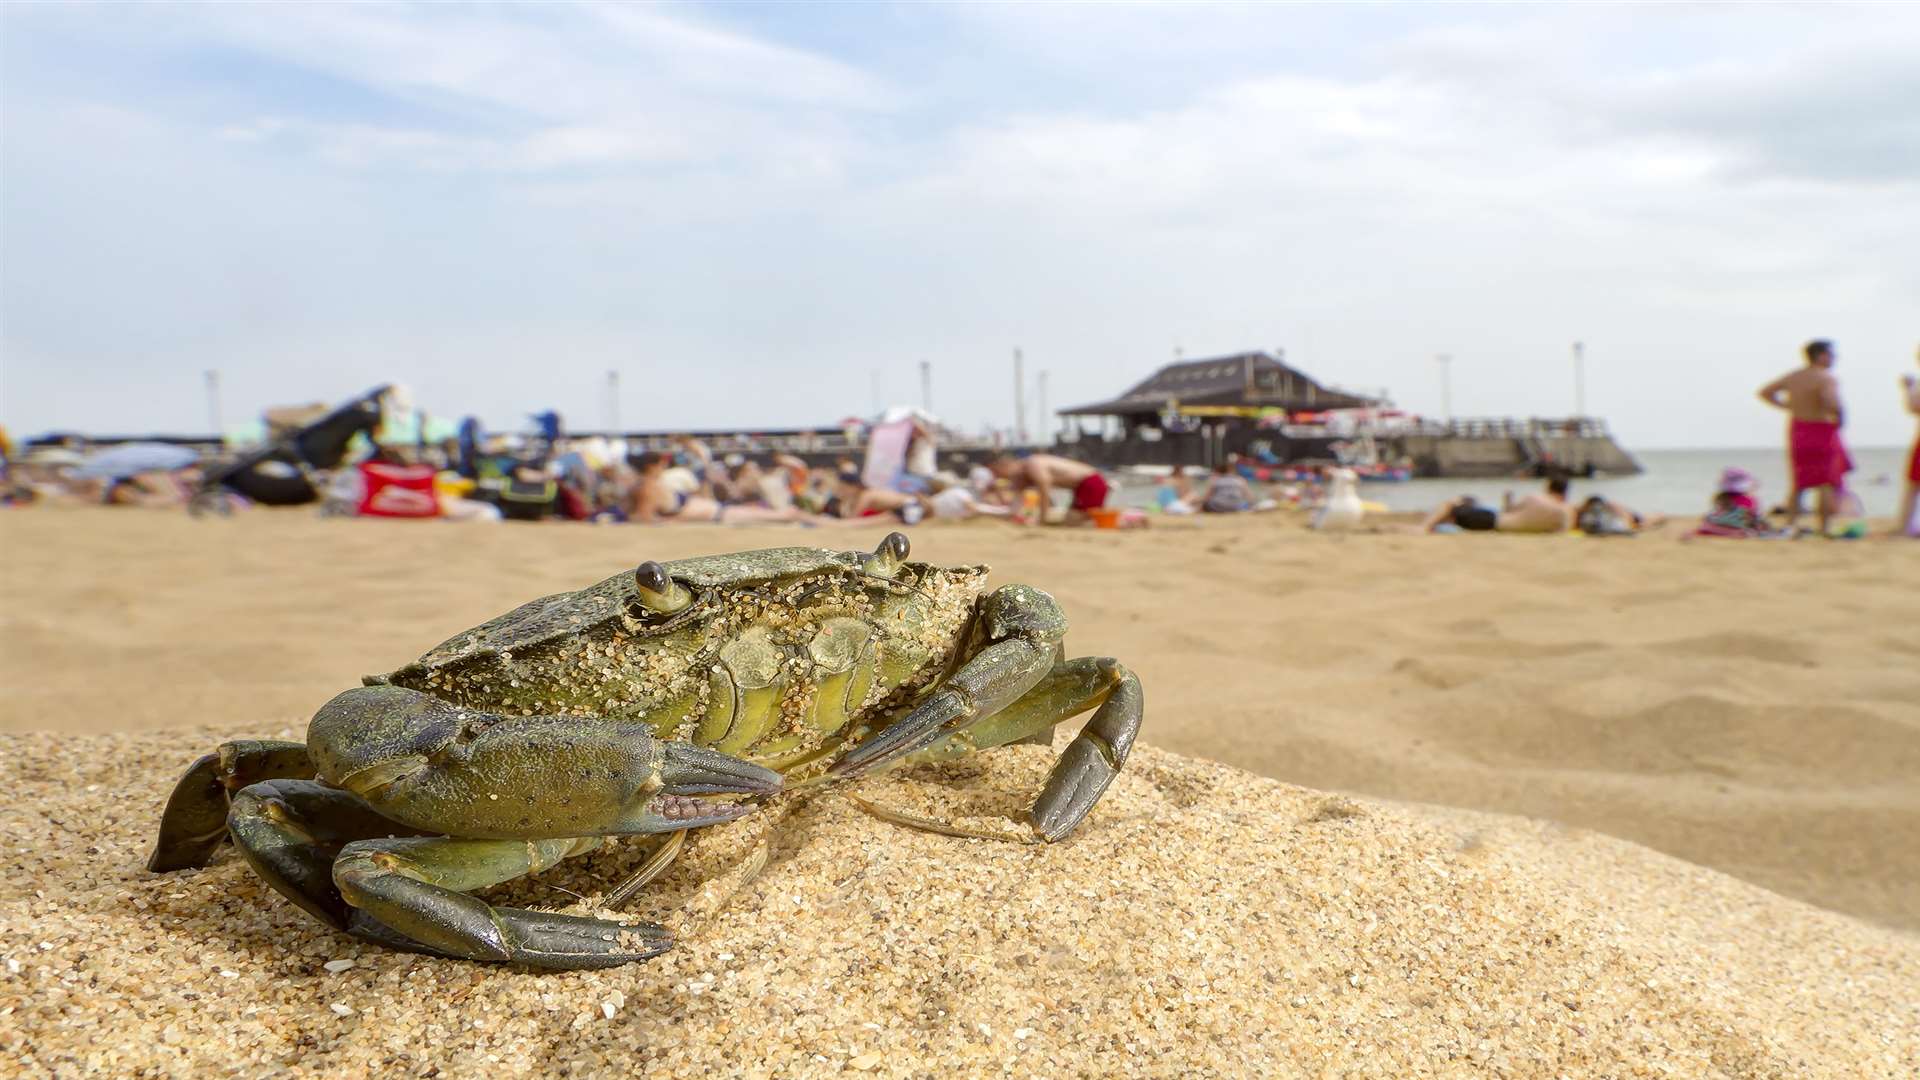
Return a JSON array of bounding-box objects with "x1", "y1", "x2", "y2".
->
[{"x1": 4, "y1": 508, "x2": 1918, "y2": 1076}]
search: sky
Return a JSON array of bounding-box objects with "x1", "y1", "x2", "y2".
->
[{"x1": 3, "y1": 2, "x2": 1917, "y2": 449}]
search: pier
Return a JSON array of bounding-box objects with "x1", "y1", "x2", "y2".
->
[
  {"x1": 1395, "y1": 416, "x2": 1640, "y2": 478},
  {"x1": 1053, "y1": 350, "x2": 1641, "y2": 478}
]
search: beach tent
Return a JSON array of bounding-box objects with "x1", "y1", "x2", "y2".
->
[
  {"x1": 861, "y1": 407, "x2": 939, "y2": 491},
  {"x1": 71, "y1": 442, "x2": 200, "y2": 480}
]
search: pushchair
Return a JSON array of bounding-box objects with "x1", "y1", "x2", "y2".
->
[{"x1": 188, "y1": 386, "x2": 392, "y2": 517}]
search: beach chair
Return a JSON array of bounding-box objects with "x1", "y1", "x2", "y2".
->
[{"x1": 189, "y1": 386, "x2": 391, "y2": 517}]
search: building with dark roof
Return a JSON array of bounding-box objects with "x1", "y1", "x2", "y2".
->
[
  {"x1": 1059, "y1": 351, "x2": 1377, "y2": 423},
  {"x1": 1053, "y1": 349, "x2": 1639, "y2": 477}
]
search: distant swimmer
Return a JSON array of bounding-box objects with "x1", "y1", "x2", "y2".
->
[{"x1": 1757, "y1": 339, "x2": 1852, "y2": 536}]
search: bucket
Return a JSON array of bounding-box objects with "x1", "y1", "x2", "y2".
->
[{"x1": 1088, "y1": 506, "x2": 1122, "y2": 529}]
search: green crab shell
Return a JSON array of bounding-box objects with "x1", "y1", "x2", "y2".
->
[
  {"x1": 366, "y1": 550, "x2": 993, "y2": 758},
  {"x1": 385, "y1": 548, "x2": 977, "y2": 675}
]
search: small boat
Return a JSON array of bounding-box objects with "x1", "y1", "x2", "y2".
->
[{"x1": 1354, "y1": 464, "x2": 1412, "y2": 483}]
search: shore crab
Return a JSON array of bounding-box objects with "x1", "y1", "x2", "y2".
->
[{"x1": 149, "y1": 534, "x2": 1143, "y2": 969}]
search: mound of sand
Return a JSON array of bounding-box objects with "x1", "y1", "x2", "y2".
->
[
  {"x1": 7, "y1": 511, "x2": 1920, "y2": 932},
  {"x1": 3, "y1": 727, "x2": 1915, "y2": 1078},
  {"x1": 7, "y1": 510, "x2": 1919, "y2": 934}
]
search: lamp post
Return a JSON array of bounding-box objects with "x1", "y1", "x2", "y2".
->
[
  {"x1": 606, "y1": 370, "x2": 620, "y2": 433},
  {"x1": 204, "y1": 370, "x2": 222, "y2": 435},
  {"x1": 1436, "y1": 353, "x2": 1453, "y2": 422},
  {"x1": 1572, "y1": 341, "x2": 1586, "y2": 419},
  {"x1": 1037, "y1": 370, "x2": 1049, "y2": 447},
  {"x1": 919, "y1": 360, "x2": 932, "y2": 414},
  {"x1": 1013, "y1": 348, "x2": 1027, "y2": 445}
]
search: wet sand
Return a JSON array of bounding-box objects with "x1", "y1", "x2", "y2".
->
[{"x1": 3, "y1": 508, "x2": 1918, "y2": 1076}]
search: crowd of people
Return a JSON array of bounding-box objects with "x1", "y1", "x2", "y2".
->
[
  {"x1": 1419, "y1": 472, "x2": 1665, "y2": 537},
  {"x1": 7, "y1": 340, "x2": 1916, "y2": 538},
  {"x1": 0, "y1": 412, "x2": 1129, "y2": 530},
  {"x1": 1755, "y1": 339, "x2": 1919, "y2": 538},
  {"x1": 1709, "y1": 338, "x2": 1915, "y2": 539},
  {"x1": 1414, "y1": 341, "x2": 1920, "y2": 541}
]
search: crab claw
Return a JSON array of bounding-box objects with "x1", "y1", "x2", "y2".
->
[
  {"x1": 660, "y1": 741, "x2": 782, "y2": 797},
  {"x1": 629, "y1": 742, "x2": 783, "y2": 832}
]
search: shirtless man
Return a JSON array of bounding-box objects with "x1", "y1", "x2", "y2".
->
[
  {"x1": 1422, "y1": 473, "x2": 1572, "y2": 534},
  {"x1": 1758, "y1": 339, "x2": 1851, "y2": 535},
  {"x1": 989, "y1": 452, "x2": 1108, "y2": 523}
]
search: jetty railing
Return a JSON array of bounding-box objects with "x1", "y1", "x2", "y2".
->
[{"x1": 1404, "y1": 417, "x2": 1614, "y2": 440}]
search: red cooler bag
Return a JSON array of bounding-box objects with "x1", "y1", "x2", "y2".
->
[{"x1": 357, "y1": 462, "x2": 441, "y2": 518}]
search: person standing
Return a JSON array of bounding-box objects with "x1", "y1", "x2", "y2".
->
[
  {"x1": 1900, "y1": 346, "x2": 1920, "y2": 538},
  {"x1": 1757, "y1": 339, "x2": 1852, "y2": 535}
]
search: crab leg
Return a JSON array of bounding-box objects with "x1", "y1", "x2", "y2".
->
[
  {"x1": 898, "y1": 656, "x2": 1143, "y2": 842},
  {"x1": 149, "y1": 739, "x2": 315, "y2": 872},
  {"x1": 1028, "y1": 661, "x2": 1141, "y2": 841},
  {"x1": 830, "y1": 584, "x2": 1067, "y2": 778},
  {"x1": 332, "y1": 836, "x2": 668, "y2": 970},
  {"x1": 226, "y1": 778, "x2": 426, "y2": 929}
]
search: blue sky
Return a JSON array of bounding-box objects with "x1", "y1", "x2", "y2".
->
[{"x1": 3, "y1": 2, "x2": 1917, "y2": 448}]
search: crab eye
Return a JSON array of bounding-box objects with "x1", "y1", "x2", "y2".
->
[
  {"x1": 635, "y1": 561, "x2": 670, "y2": 594},
  {"x1": 633, "y1": 561, "x2": 693, "y2": 616},
  {"x1": 862, "y1": 532, "x2": 911, "y2": 580}
]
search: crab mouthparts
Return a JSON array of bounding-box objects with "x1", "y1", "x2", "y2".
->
[{"x1": 651, "y1": 793, "x2": 755, "y2": 824}]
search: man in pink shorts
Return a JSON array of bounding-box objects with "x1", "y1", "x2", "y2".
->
[
  {"x1": 1758, "y1": 339, "x2": 1852, "y2": 536},
  {"x1": 1901, "y1": 346, "x2": 1920, "y2": 538}
]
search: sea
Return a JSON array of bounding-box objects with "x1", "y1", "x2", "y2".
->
[{"x1": 1119, "y1": 445, "x2": 1916, "y2": 518}]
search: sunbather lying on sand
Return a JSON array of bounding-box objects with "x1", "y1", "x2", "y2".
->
[
  {"x1": 1423, "y1": 474, "x2": 1572, "y2": 534},
  {"x1": 1692, "y1": 466, "x2": 1786, "y2": 539},
  {"x1": 629, "y1": 452, "x2": 818, "y2": 525},
  {"x1": 927, "y1": 473, "x2": 1015, "y2": 522},
  {"x1": 1575, "y1": 495, "x2": 1663, "y2": 535}
]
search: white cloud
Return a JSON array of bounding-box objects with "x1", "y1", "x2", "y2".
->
[{"x1": 4, "y1": 3, "x2": 1917, "y2": 451}]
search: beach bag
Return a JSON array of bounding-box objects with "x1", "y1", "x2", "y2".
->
[
  {"x1": 496, "y1": 474, "x2": 558, "y2": 521},
  {"x1": 356, "y1": 462, "x2": 440, "y2": 518}
]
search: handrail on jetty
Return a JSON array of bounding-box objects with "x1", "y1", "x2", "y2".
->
[
  {"x1": 574, "y1": 428, "x2": 1011, "y2": 457},
  {"x1": 1408, "y1": 416, "x2": 1614, "y2": 440}
]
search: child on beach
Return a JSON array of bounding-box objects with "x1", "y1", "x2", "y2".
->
[
  {"x1": 1693, "y1": 467, "x2": 1781, "y2": 539},
  {"x1": 1154, "y1": 469, "x2": 1196, "y2": 515}
]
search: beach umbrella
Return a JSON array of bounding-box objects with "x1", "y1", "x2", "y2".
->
[
  {"x1": 71, "y1": 442, "x2": 200, "y2": 479},
  {"x1": 24, "y1": 447, "x2": 86, "y2": 467}
]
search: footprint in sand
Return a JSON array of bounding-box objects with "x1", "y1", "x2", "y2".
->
[
  {"x1": 1392, "y1": 656, "x2": 1484, "y2": 690},
  {"x1": 1657, "y1": 631, "x2": 1814, "y2": 667}
]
